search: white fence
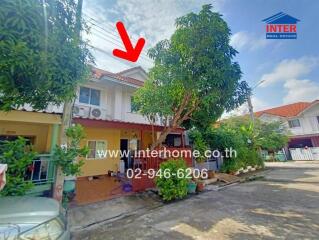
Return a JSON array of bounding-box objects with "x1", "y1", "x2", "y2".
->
[{"x1": 289, "y1": 147, "x2": 319, "y2": 161}]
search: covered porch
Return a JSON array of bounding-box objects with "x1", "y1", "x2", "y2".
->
[
  {"x1": 0, "y1": 110, "x2": 61, "y2": 196},
  {"x1": 72, "y1": 118, "x2": 191, "y2": 205}
]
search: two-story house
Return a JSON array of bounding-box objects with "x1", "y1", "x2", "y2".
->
[
  {"x1": 255, "y1": 100, "x2": 319, "y2": 160},
  {"x1": 72, "y1": 66, "x2": 187, "y2": 204}
]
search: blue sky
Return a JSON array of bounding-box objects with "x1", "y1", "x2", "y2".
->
[{"x1": 83, "y1": 0, "x2": 319, "y2": 114}]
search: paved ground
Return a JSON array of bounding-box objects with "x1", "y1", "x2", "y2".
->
[{"x1": 72, "y1": 161, "x2": 319, "y2": 240}]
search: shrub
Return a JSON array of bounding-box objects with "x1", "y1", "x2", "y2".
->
[
  {"x1": 52, "y1": 124, "x2": 89, "y2": 176},
  {"x1": 0, "y1": 137, "x2": 36, "y2": 196},
  {"x1": 155, "y1": 159, "x2": 188, "y2": 201}
]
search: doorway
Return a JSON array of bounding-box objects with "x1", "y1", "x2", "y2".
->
[{"x1": 120, "y1": 139, "x2": 129, "y2": 169}]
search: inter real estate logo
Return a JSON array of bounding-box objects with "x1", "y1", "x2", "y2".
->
[{"x1": 262, "y1": 12, "x2": 300, "y2": 39}]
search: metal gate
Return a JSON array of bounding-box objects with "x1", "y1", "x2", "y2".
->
[{"x1": 289, "y1": 147, "x2": 319, "y2": 160}]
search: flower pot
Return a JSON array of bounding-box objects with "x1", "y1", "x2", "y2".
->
[
  {"x1": 196, "y1": 181, "x2": 205, "y2": 192},
  {"x1": 187, "y1": 182, "x2": 197, "y2": 194}
]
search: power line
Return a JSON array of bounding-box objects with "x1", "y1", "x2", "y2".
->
[
  {"x1": 88, "y1": 43, "x2": 135, "y2": 68},
  {"x1": 83, "y1": 13, "x2": 153, "y2": 62},
  {"x1": 89, "y1": 30, "x2": 154, "y2": 64}
]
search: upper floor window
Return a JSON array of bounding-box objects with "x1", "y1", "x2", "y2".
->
[
  {"x1": 79, "y1": 87, "x2": 100, "y2": 106},
  {"x1": 317, "y1": 116, "x2": 319, "y2": 124},
  {"x1": 288, "y1": 119, "x2": 301, "y2": 128}
]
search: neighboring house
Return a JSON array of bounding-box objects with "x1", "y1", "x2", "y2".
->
[
  {"x1": 255, "y1": 100, "x2": 319, "y2": 160},
  {"x1": 0, "y1": 105, "x2": 62, "y2": 196}
]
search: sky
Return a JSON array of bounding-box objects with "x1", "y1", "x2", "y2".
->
[{"x1": 83, "y1": 0, "x2": 319, "y2": 114}]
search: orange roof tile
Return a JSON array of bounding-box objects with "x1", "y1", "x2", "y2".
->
[{"x1": 255, "y1": 101, "x2": 318, "y2": 118}]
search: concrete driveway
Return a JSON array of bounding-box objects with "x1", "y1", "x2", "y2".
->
[{"x1": 72, "y1": 161, "x2": 319, "y2": 240}]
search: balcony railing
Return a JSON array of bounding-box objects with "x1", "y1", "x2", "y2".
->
[{"x1": 25, "y1": 154, "x2": 55, "y2": 185}]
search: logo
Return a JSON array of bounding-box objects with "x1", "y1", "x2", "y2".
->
[{"x1": 262, "y1": 12, "x2": 300, "y2": 39}]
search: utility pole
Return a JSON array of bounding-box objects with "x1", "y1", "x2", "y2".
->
[
  {"x1": 247, "y1": 80, "x2": 265, "y2": 126},
  {"x1": 247, "y1": 94, "x2": 255, "y2": 125},
  {"x1": 53, "y1": 0, "x2": 83, "y2": 202}
]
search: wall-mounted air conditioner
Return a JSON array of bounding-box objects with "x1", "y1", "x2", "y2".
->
[
  {"x1": 90, "y1": 107, "x2": 102, "y2": 119},
  {"x1": 73, "y1": 105, "x2": 89, "y2": 118}
]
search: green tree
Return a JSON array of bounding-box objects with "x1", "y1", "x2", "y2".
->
[
  {"x1": 134, "y1": 5, "x2": 249, "y2": 149},
  {"x1": 0, "y1": 137, "x2": 36, "y2": 196},
  {"x1": 0, "y1": 0, "x2": 93, "y2": 110},
  {"x1": 52, "y1": 124, "x2": 89, "y2": 176}
]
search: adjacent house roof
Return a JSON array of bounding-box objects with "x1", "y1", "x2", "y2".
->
[
  {"x1": 92, "y1": 66, "x2": 144, "y2": 87},
  {"x1": 255, "y1": 100, "x2": 318, "y2": 118},
  {"x1": 262, "y1": 12, "x2": 300, "y2": 24}
]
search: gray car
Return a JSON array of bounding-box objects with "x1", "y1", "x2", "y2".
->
[{"x1": 0, "y1": 197, "x2": 70, "y2": 240}]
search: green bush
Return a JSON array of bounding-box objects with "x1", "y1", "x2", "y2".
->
[
  {"x1": 155, "y1": 159, "x2": 188, "y2": 201},
  {"x1": 0, "y1": 137, "x2": 36, "y2": 196},
  {"x1": 52, "y1": 124, "x2": 89, "y2": 176}
]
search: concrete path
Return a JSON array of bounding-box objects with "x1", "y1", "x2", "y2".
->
[{"x1": 72, "y1": 161, "x2": 319, "y2": 239}]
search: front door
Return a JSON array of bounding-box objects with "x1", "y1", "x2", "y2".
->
[{"x1": 120, "y1": 139, "x2": 129, "y2": 169}]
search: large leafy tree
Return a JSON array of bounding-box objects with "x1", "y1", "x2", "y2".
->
[
  {"x1": 134, "y1": 5, "x2": 250, "y2": 149},
  {"x1": 0, "y1": 0, "x2": 93, "y2": 110}
]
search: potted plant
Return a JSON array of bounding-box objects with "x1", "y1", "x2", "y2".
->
[
  {"x1": 196, "y1": 180, "x2": 205, "y2": 192},
  {"x1": 187, "y1": 180, "x2": 197, "y2": 194}
]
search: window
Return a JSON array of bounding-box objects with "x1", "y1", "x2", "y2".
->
[
  {"x1": 317, "y1": 116, "x2": 319, "y2": 124},
  {"x1": 130, "y1": 96, "x2": 138, "y2": 112},
  {"x1": 288, "y1": 119, "x2": 301, "y2": 128},
  {"x1": 79, "y1": 87, "x2": 100, "y2": 106},
  {"x1": 87, "y1": 140, "x2": 107, "y2": 159}
]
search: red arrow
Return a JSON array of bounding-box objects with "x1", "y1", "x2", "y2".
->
[{"x1": 113, "y1": 21, "x2": 145, "y2": 62}]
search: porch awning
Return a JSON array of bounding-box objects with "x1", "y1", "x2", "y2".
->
[{"x1": 73, "y1": 117, "x2": 185, "y2": 133}]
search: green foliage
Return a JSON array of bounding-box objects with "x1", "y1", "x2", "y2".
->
[
  {"x1": 210, "y1": 117, "x2": 287, "y2": 173},
  {"x1": 133, "y1": 4, "x2": 250, "y2": 148},
  {"x1": 0, "y1": 0, "x2": 93, "y2": 110},
  {"x1": 155, "y1": 159, "x2": 188, "y2": 201},
  {"x1": 52, "y1": 124, "x2": 88, "y2": 176},
  {"x1": 256, "y1": 121, "x2": 289, "y2": 151},
  {"x1": 0, "y1": 137, "x2": 36, "y2": 196},
  {"x1": 188, "y1": 129, "x2": 209, "y2": 162}
]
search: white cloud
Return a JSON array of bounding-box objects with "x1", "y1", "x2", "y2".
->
[
  {"x1": 83, "y1": 0, "x2": 223, "y2": 72},
  {"x1": 230, "y1": 31, "x2": 269, "y2": 51},
  {"x1": 260, "y1": 57, "x2": 318, "y2": 87},
  {"x1": 283, "y1": 79, "x2": 319, "y2": 104}
]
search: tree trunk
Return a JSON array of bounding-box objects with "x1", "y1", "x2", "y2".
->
[{"x1": 53, "y1": 0, "x2": 83, "y2": 202}]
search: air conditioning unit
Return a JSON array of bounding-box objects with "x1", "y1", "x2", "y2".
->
[
  {"x1": 73, "y1": 105, "x2": 89, "y2": 118},
  {"x1": 90, "y1": 108, "x2": 102, "y2": 119}
]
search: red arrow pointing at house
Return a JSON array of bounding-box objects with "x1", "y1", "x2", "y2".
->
[{"x1": 112, "y1": 21, "x2": 145, "y2": 62}]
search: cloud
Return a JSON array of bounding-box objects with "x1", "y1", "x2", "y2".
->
[
  {"x1": 230, "y1": 31, "x2": 269, "y2": 51},
  {"x1": 283, "y1": 79, "x2": 319, "y2": 104},
  {"x1": 83, "y1": 0, "x2": 223, "y2": 72},
  {"x1": 260, "y1": 57, "x2": 318, "y2": 87}
]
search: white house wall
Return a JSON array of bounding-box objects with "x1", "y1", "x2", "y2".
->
[
  {"x1": 74, "y1": 79, "x2": 152, "y2": 125},
  {"x1": 259, "y1": 103, "x2": 319, "y2": 137}
]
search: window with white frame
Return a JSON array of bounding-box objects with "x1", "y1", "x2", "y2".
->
[
  {"x1": 288, "y1": 119, "x2": 301, "y2": 128},
  {"x1": 79, "y1": 87, "x2": 101, "y2": 106},
  {"x1": 87, "y1": 140, "x2": 107, "y2": 159}
]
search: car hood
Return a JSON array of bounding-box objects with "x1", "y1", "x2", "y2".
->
[{"x1": 0, "y1": 197, "x2": 60, "y2": 224}]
